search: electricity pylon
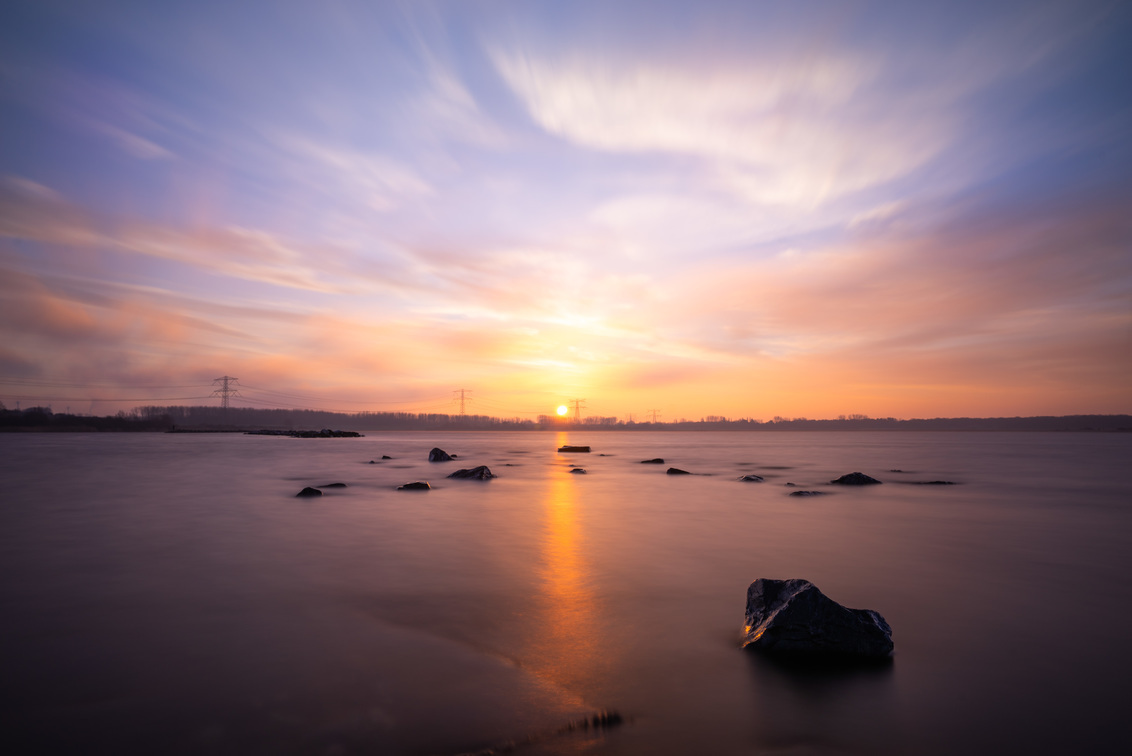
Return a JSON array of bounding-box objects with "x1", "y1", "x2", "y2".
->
[
  {"x1": 211, "y1": 376, "x2": 241, "y2": 409},
  {"x1": 454, "y1": 388, "x2": 472, "y2": 415},
  {"x1": 570, "y1": 398, "x2": 586, "y2": 422}
]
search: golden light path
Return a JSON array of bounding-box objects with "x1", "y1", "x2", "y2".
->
[{"x1": 528, "y1": 432, "x2": 599, "y2": 697}]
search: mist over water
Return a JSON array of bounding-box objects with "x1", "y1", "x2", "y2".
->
[{"x1": 2, "y1": 431, "x2": 1130, "y2": 755}]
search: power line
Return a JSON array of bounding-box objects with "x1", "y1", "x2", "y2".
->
[{"x1": 238, "y1": 384, "x2": 449, "y2": 406}]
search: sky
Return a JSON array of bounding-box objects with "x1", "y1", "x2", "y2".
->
[{"x1": 1, "y1": 0, "x2": 1130, "y2": 421}]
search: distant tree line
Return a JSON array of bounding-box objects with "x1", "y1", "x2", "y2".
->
[
  {"x1": 0, "y1": 404, "x2": 174, "y2": 432},
  {"x1": 3, "y1": 401, "x2": 1128, "y2": 433}
]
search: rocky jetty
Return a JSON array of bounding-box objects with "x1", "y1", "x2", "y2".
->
[
  {"x1": 248, "y1": 429, "x2": 363, "y2": 438},
  {"x1": 428, "y1": 447, "x2": 454, "y2": 462},
  {"x1": 295, "y1": 487, "x2": 323, "y2": 497},
  {"x1": 448, "y1": 465, "x2": 495, "y2": 480},
  {"x1": 742, "y1": 578, "x2": 893, "y2": 658},
  {"x1": 830, "y1": 472, "x2": 882, "y2": 485},
  {"x1": 398, "y1": 481, "x2": 431, "y2": 490}
]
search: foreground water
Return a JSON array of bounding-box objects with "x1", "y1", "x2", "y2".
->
[{"x1": 2, "y1": 430, "x2": 1130, "y2": 755}]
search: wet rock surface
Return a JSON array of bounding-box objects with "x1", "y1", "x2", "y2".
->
[
  {"x1": 830, "y1": 472, "x2": 883, "y2": 485},
  {"x1": 398, "y1": 481, "x2": 431, "y2": 490},
  {"x1": 742, "y1": 578, "x2": 893, "y2": 658},
  {"x1": 448, "y1": 465, "x2": 495, "y2": 480},
  {"x1": 666, "y1": 467, "x2": 692, "y2": 475},
  {"x1": 428, "y1": 447, "x2": 453, "y2": 462},
  {"x1": 295, "y1": 487, "x2": 323, "y2": 497}
]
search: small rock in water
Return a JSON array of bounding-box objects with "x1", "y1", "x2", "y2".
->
[
  {"x1": 397, "y1": 481, "x2": 431, "y2": 491},
  {"x1": 742, "y1": 578, "x2": 893, "y2": 658},
  {"x1": 382, "y1": 455, "x2": 392, "y2": 460},
  {"x1": 448, "y1": 465, "x2": 495, "y2": 480},
  {"x1": 320, "y1": 482, "x2": 347, "y2": 488},
  {"x1": 907, "y1": 480, "x2": 957, "y2": 485},
  {"x1": 570, "y1": 467, "x2": 587, "y2": 474},
  {"x1": 428, "y1": 447, "x2": 453, "y2": 462},
  {"x1": 640, "y1": 458, "x2": 665, "y2": 464},
  {"x1": 295, "y1": 487, "x2": 323, "y2": 497},
  {"x1": 789, "y1": 490, "x2": 826, "y2": 497},
  {"x1": 558, "y1": 445, "x2": 591, "y2": 453},
  {"x1": 666, "y1": 467, "x2": 692, "y2": 475},
  {"x1": 830, "y1": 472, "x2": 882, "y2": 485},
  {"x1": 738, "y1": 474, "x2": 765, "y2": 482}
]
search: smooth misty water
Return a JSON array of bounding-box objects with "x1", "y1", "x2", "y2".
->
[{"x1": 2, "y1": 430, "x2": 1131, "y2": 755}]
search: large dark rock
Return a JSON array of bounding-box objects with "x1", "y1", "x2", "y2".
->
[
  {"x1": 428, "y1": 447, "x2": 453, "y2": 462},
  {"x1": 295, "y1": 487, "x2": 323, "y2": 497},
  {"x1": 448, "y1": 465, "x2": 495, "y2": 480},
  {"x1": 398, "y1": 481, "x2": 431, "y2": 490},
  {"x1": 830, "y1": 472, "x2": 882, "y2": 485},
  {"x1": 742, "y1": 578, "x2": 893, "y2": 658}
]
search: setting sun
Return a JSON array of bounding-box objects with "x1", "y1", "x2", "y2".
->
[{"x1": 556, "y1": 405, "x2": 569, "y2": 416}]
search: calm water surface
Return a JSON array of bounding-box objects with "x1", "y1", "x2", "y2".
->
[{"x1": 2, "y1": 431, "x2": 1130, "y2": 755}]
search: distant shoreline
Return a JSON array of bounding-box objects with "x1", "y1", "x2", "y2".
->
[{"x1": 3, "y1": 406, "x2": 1129, "y2": 434}]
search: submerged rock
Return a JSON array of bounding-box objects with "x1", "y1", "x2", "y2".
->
[
  {"x1": 448, "y1": 465, "x2": 495, "y2": 480},
  {"x1": 558, "y1": 445, "x2": 591, "y2": 453},
  {"x1": 428, "y1": 447, "x2": 453, "y2": 462},
  {"x1": 666, "y1": 467, "x2": 692, "y2": 475},
  {"x1": 738, "y1": 474, "x2": 765, "y2": 482},
  {"x1": 830, "y1": 472, "x2": 882, "y2": 485},
  {"x1": 320, "y1": 482, "x2": 347, "y2": 488},
  {"x1": 295, "y1": 487, "x2": 323, "y2": 497},
  {"x1": 640, "y1": 458, "x2": 665, "y2": 464},
  {"x1": 398, "y1": 481, "x2": 431, "y2": 491},
  {"x1": 742, "y1": 578, "x2": 893, "y2": 658},
  {"x1": 906, "y1": 480, "x2": 957, "y2": 485},
  {"x1": 570, "y1": 467, "x2": 587, "y2": 474},
  {"x1": 789, "y1": 490, "x2": 827, "y2": 497}
]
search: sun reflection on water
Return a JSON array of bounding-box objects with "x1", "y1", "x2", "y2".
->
[{"x1": 529, "y1": 433, "x2": 599, "y2": 692}]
